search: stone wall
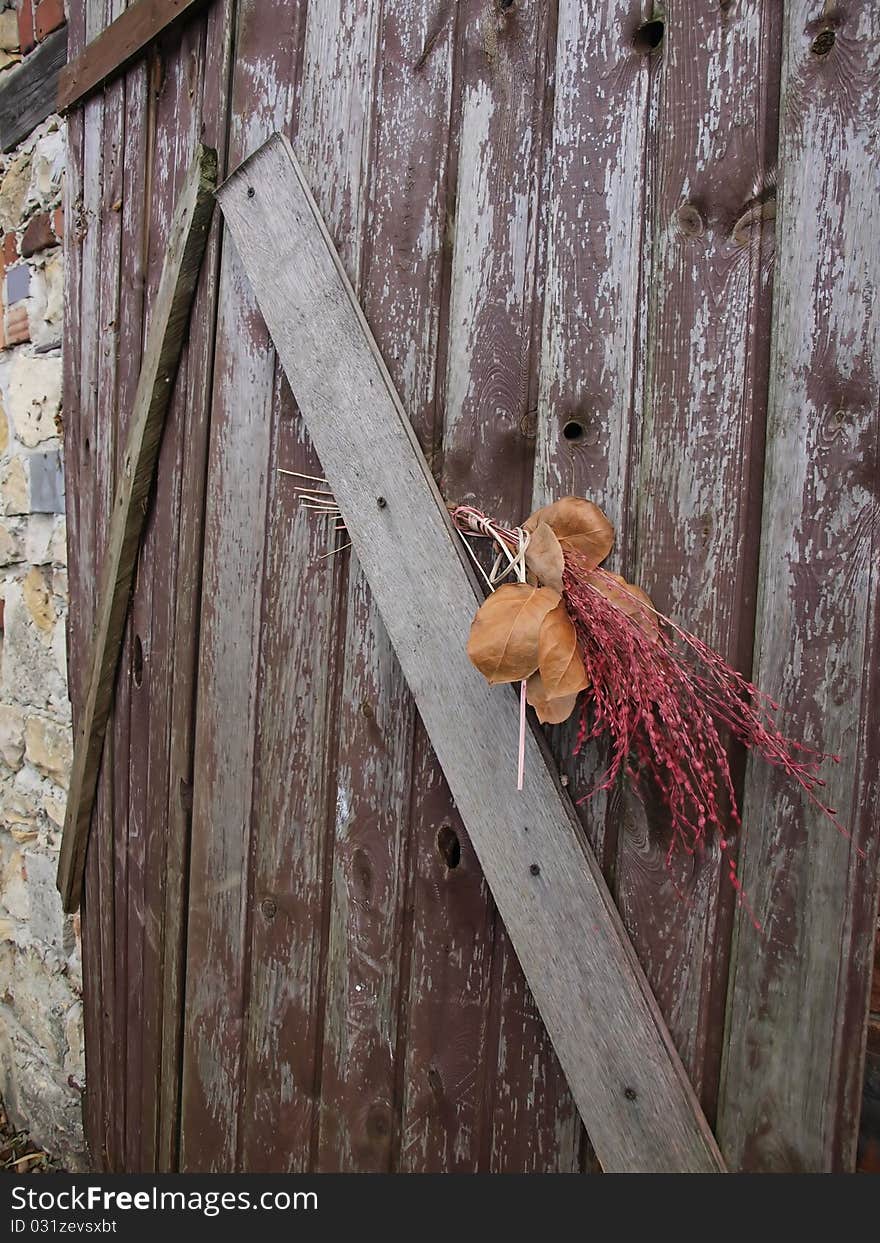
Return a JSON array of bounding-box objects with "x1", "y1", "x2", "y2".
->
[{"x1": 0, "y1": 0, "x2": 84, "y2": 1170}]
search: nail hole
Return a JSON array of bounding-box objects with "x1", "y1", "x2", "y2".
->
[
  {"x1": 811, "y1": 29, "x2": 835, "y2": 56},
  {"x1": 529, "y1": 863, "x2": 541, "y2": 877},
  {"x1": 624, "y1": 1086, "x2": 638, "y2": 1101},
  {"x1": 437, "y1": 825, "x2": 461, "y2": 870},
  {"x1": 376, "y1": 495, "x2": 387, "y2": 509},
  {"x1": 260, "y1": 897, "x2": 277, "y2": 919},
  {"x1": 133, "y1": 634, "x2": 144, "y2": 687},
  {"x1": 246, "y1": 185, "x2": 256, "y2": 198},
  {"x1": 562, "y1": 419, "x2": 585, "y2": 442},
  {"x1": 634, "y1": 20, "x2": 664, "y2": 53},
  {"x1": 84, "y1": 437, "x2": 90, "y2": 454}
]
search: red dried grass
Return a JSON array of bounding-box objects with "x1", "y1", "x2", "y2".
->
[{"x1": 562, "y1": 550, "x2": 850, "y2": 928}]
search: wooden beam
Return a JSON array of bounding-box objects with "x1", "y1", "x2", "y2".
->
[
  {"x1": 718, "y1": 0, "x2": 880, "y2": 1171},
  {"x1": 216, "y1": 133, "x2": 726, "y2": 1175},
  {"x1": 57, "y1": 143, "x2": 217, "y2": 914},
  {"x1": 57, "y1": 0, "x2": 207, "y2": 111},
  {"x1": 0, "y1": 28, "x2": 68, "y2": 152}
]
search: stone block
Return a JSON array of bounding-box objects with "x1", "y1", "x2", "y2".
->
[
  {"x1": 24, "y1": 713, "x2": 70, "y2": 784},
  {"x1": 6, "y1": 352, "x2": 62, "y2": 447},
  {"x1": 34, "y1": 0, "x2": 65, "y2": 42},
  {"x1": 1, "y1": 577, "x2": 66, "y2": 708},
  {"x1": 23, "y1": 849, "x2": 68, "y2": 954},
  {"x1": 5, "y1": 263, "x2": 30, "y2": 305},
  {"x1": 0, "y1": 455, "x2": 28, "y2": 514},
  {"x1": 4, "y1": 304, "x2": 29, "y2": 347},
  {"x1": 0, "y1": 153, "x2": 30, "y2": 234},
  {"x1": 17, "y1": 0, "x2": 35, "y2": 56},
  {"x1": 0, "y1": 515, "x2": 26, "y2": 564},
  {"x1": 28, "y1": 450, "x2": 65, "y2": 514},
  {"x1": 0, "y1": 1011, "x2": 86, "y2": 1171},
  {"x1": 0, "y1": 702, "x2": 25, "y2": 768},
  {"x1": 25, "y1": 511, "x2": 54, "y2": 563},
  {"x1": 20, "y1": 212, "x2": 54, "y2": 258},
  {"x1": 0, "y1": 9, "x2": 19, "y2": 53}
]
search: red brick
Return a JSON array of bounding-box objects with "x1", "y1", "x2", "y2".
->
[
  {"x1": 34, "y1": 0, "x2": 64, "y2": 41},
  {"x1": 1, "y1": 232, "x2": 18, "y2": 274},
  {"x1": 20, "y1": 211, "x2": 54, "y2": 258},
  {"x1": 52, "y1": 206, "x2": 63, "y2": 241},
  {"x1": 4, "y1": 303, "x2": 29, "y2": 347},
  {"x1": 17, "y1": 0, "x2": 36, "y2": 55}
]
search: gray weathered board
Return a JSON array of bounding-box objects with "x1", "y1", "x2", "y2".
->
[
  {"x1": 57, "y1": 143, "x2": 218, "y2": 913},
  {"x1": 216, "y1": 132, "x2": 725, "y2": 1175},
  {"x1": 0, "y1": 27, "x2": 67, "y2": 152}
]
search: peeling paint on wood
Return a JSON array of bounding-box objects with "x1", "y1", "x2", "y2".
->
[{"x1": 68, "y1": 0, "x2": 880, "y2": 1172}]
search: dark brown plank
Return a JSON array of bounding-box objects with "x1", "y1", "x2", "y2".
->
[
  {"x1": 217, "y1": 133, "x2": 725, "y2": 1173},
  {"x1": 0, "y1": 27, "x2": 68, "y2": 152},
  {"x1": 179, "y1": 0, "x2": 302, "y2": 1172},
  {"x1": 93, "y1": 0, "x2": 130, "y2": 1172},
  {"x1": 157, "y1": 0, "x2": 237, "y2": 1173},
  {"x1": 131, "y1": 14, "x2": 209, "y2": 1172},
  {"x1": 56, "y1": 142, "x2": 217, "y2": 913},
  {"x1": 426, "y1": 0, "x2": 580, "y2": 1173},
  {"x1": 77, "y1": 0, "x2": 113, "y2": 1165},
  {"x1": 613, "y1": 0, "x2": 781, "y2": 1116},
  {"x1": 57, "y1": 0, "x2": 207, "y2": 110},
  {"x1": 718, "y1": 0, "x2": 880, "y2": 1171}
]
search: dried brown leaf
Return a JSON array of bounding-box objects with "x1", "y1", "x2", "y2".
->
[
  {"x1": 537, "y1": 602, "x2": 590, "y2": 698},
  {"x1": 524, "y1": 521, "x2": 565, "y2": 592},
  {"x1": 526, "y1": 672, "x2": 580, "y2": 725},
  {"x1": 591, "y1": 572, "x2": 659, "y2": 641},
  {"x1": 524, "y1": 496, "x2": 614, "y2": 567},
  {"x1": 467, "y1": 583, "x2": 560, "y2": 684}
]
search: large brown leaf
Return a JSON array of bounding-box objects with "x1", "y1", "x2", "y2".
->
[
  {"x1": 526, "y1": 671, "x2": 580, "y2": 725},
  {"x1": 537, "y1": 602, "x2": 590, "y2": 698},
  {"x1": 524, "y1": 521, "x2": 564, "y2": 592},
  {"x1": 524, "y1": 496, "x2": 614, "y2": 567},
  {"x1": 467, "y1": 582, "x2": 560, "y2": 684}
]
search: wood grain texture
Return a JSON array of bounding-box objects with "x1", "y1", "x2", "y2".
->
[
  {"x1": 532, "y1": 1, "x2": 654, "y2": 874},
  {"x1": 157, "y1": 0, "x2": 236, "y2": 1173},
  {"x1": 56, "y1": 142, "x2": 217, "y2": 913},
  {"x1": 57, "y1": 0, "x2": 207, "y2": 109},
  {"x1": 0, "y1": 27, "x2": 68, "y2": 151},
  {"x1": 434, "y1": 0, "x2": 582, "y2": 1172},
  {"x1": 217, "y1": 133, "x2": 725, "y2": 1174},
  {"x1": 718, "y1": 0, "x2": 880, "y2": 1171},
  {"x1": 614, "y1": 0, "x2": 781, "y2": 1115},
  {"x1": 179, "y1": 0, "x2": 301, "y2": 1172}
]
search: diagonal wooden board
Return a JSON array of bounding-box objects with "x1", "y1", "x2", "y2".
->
[
  {"x1": 57, "y1": 143, "x2": 218, "y2": 914},
  {"x1": 216, "y1": 132, "x2": 726, "y2": 1174}
]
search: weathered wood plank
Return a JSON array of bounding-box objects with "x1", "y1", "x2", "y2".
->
[
  {"x1": 133, "y1": 15, "x2": 211, "y2": 1172},
  {"x1": 430, "y1": 0, "x2": 581, "y2": 1173},
  {"x1": 56, "y1": 143, "x2": 217, "y2": 913},
  {"x1": 63, "y1": 0, "x2": 97, "y2": 1168},
  {"x1": 76, "y1": 0, "x2": 113, "y2": 1165},
  {"x1": 532, "y1": 1, "x2": 654, "y2": 876},
  {"x1": 92, "y1": 0, "x2": 129, "y2": 1172},
  {"x1": 179, "y1": 0, "x2": 301, "y2": 1172},
  {"x1": 718, "y1": 1, "x2": 880, "y2": 1171},
  {"x1": 217, "y1": 133, "x2": 726, "y2": 1174},
  {"x1": 276, "y1": 0, "x2": 392, "y2": 1175},
  {"x1": 57, "y1": 0, "x2": 207, "y2": 109},
  {"x1": 157, "y1": 0, "x2": 236, "y2": 1174},
  {"x1": 613, "y1": 0, "x2": 782, "y2": 1116},
  {"x1": 0, "y1": 27, "x2": 68, "y2": 152}
]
